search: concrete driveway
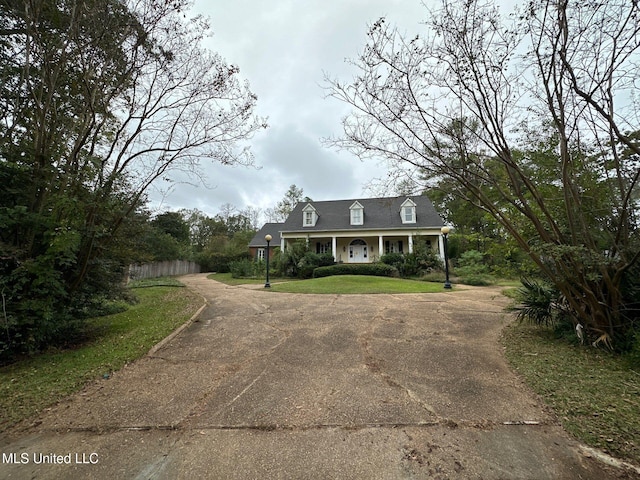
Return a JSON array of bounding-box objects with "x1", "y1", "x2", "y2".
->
[{"x1": 0, "y1": 274, "x2": 633, "y2": 479}]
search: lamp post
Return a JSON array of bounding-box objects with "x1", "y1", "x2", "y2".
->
[
  {"x1": 441, "y1": 226, "x2": 452, "y2": 289},
  {"x1": 264, "y1": 234, "x2": 272, "y2": 288}
]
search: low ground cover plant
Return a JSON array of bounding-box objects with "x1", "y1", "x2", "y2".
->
[
  {"x1": 502, "y1": 323, "x2": 640, "y2": 466},
  {"x1": 504, "y1": 279, "x2": 640, "y2": 466}
]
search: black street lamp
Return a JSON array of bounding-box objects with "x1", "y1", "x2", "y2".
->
[
  {"x1": 441, "y1": 226, "x2": 452, "y2": 289},
  {"x1": 264, "y1": 234, "x2": 272, "y2": 288}
]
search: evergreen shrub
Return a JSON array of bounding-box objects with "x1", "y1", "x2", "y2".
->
[
  {"x1": 313, "y1": 263, "x2": 399, "y2": 278},
  {"x1": 229, "y1": 259, "x2": 266, "y2": 278}
]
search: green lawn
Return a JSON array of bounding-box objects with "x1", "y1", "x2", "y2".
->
[
  {"x1": 207, "y1": 272, "x2": 293, "y2": 286},
  {"x1": 268, "y1": 275, "x2": 447, "y2": 294},
  {"x1": 209, "y1": 272, "x2": 449, "y2": 294},
  {"x1": 502, "y1": 323, "x2": 640, "y2": 465},
  {"x1": 0, "y1": 285, "x2": 202, "y2": 431}
]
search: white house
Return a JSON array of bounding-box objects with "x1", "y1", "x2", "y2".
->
[{"x1": 270, "y1": 195, "x2": 446, "y2": 263}]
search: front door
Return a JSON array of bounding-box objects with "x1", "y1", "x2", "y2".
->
[{"x1": 348, "y1": 239, "x2": 368, "y2": 263}]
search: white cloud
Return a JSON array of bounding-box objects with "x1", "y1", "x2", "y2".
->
[{"x1": 149, "y1": 0, "x2": 432, "y2": 221}]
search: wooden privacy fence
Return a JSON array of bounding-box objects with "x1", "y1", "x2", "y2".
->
[{"x1": 128, "y1": 260, "x2": 201, "y2": 282}]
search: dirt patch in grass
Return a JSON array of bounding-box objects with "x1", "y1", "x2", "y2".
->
[{"x1": 502, "y1": 323, "x2": 640, "y2": 465}]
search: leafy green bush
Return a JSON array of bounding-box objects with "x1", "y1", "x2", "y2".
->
[
  {"x1": 380, "y1": 246, "x2": 442, "y2": 277},
  {"x1": 317, "y1": 252, "x2": 336, "y2": 267},
  {"x1": 254, "y1": 259, "x2": 266, "y2": 278},
  {"x1": 413, "y1": 242, "x2": 443, "y2": 273},
  {"x1": 267, "y1": 248, "x2": 284, "y2": 277},
  {"x1": 296, "y1": 252, "x2": 336, "y2": 279},
  {"x1": 1, "y1": 256, "x2": 82, "y2": 360},
  {"x1": 230, "y1": 259, "x2": 266, "y2": 278},
  {"x1": 457, "y1": 274, "x2": 493, "y2": 286},
  {"x1": 454, "y1": 249, "x2": 489, "y2": 277},
  {"x1": 380, "y1": 252, "x2": 404, "y2": 268},
  {"x1": 618, "y1": 259, "x2": 640, "y2": 352},
  {"x1": 280, "y1": 240, "x2": 336, "y2": 278},
  {"x1": 625, "y1": 332, "x2": 640, "y2": 368},
  {"x1": 313, "y1": 263, "x2": 399, "y2": 278},
  {"x1": 230, "y1": 259, "x2": 254, "y2": 278},
  {"x1": 196, "y1": 251, "x2": 250, "y2": 273},
  {"x1": 281, "y1": 240, "x2": 308, "y2": 278}
]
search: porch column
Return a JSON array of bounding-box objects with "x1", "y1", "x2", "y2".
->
[
  {"x1": 378, "y1": 235, "x2": 384, "y2": 258},
  {"x1": 438, "y1": 233, "x2": 446, "y2": 261},
  {"x1": 281, "y1": 237, "x2": 285, "y2": 251},
  {"x1": 332, "y1": 236, "x2": 337, "y2": 260},
  {"x1": 408, "y1": 234, "x2": 414, "y2": 253}
]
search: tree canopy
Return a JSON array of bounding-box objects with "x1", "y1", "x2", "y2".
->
[
  {"x1": 264, "y1": 184, "x2": 311, "y2": 222},
  {"x1": 325, "y1": 0, "x2": 640, "y2": 347},
  {"x1": 0, "y1": 0, "x2": 265, "y2": 359}
]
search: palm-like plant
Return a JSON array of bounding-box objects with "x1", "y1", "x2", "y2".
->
[{"x1": 511, "y1": 277, "x2": 564, "y2": 327}]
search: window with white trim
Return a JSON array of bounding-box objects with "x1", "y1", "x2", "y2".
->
[
  {"x1": 403, "y1": 206, "x2": 415, "y2": 222},
  {"x1": 302, "y1": 204, "x2": 318, "y2": 227},
  {"x1": 305, "y1": 211, "x2": 314, "y2": 226},
  {"x1": 349, "y1": 201, "x2": 364, "y2": 225},
  {"x1": 316, "y1": 241, "x2": 331, "y2": 254},
  {"x1": 400, "y1": 198, "x2": 416, "y2": 224},
  {"x1": 385, "y1": 240, "x2": 404, "y2": 253}
]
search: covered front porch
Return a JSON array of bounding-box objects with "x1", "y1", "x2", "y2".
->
[{"x1": 281, "y1": 230, "x2": 445, "y2": 264}]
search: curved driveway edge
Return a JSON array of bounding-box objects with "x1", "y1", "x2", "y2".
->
[{"x1": 0, "y1": 273, "x2": 636, "y2": 479}]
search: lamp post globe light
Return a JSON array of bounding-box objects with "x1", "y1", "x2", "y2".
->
[
  {"x1": 441, "y1": 226, "x2": 452, "y2": 289},
  {"x1": 264, "y1": 234, "x2": 272, "y2": 288}
]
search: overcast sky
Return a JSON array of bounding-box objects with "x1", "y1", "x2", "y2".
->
[{"x1": 147, "y1": 0, "x2": 433, "y2": 220}]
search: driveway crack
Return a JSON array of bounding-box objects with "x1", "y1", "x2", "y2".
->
[
  {"x1": 224, "y1": 365, "x2": 269, "y2": 410},
  {"x1": 359, "y1": 333, "x2": 438, "y2": 418}
]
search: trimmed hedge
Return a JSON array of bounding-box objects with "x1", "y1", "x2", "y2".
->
[{"x1": 313, "y1": 263, "x2": 399, "y2": 278}]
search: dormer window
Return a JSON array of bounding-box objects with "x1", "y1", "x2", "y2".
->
[
  {"x1": 302, "y1": 203, "x2": 318, "y2": 227},
  {"x1": 400, "y1": 198, "x2": 416, "y2": 224},
  {"x1": 349, "y1": 201, "x2": 364, "y2": 225}
]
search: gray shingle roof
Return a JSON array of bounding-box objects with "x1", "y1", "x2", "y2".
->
[
  {"x1": 280, "y1": 195, "x2": 443, "y2": 232},
  {"x1": 248, "y1": 223, "x2": 284, "y2": 247}
]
